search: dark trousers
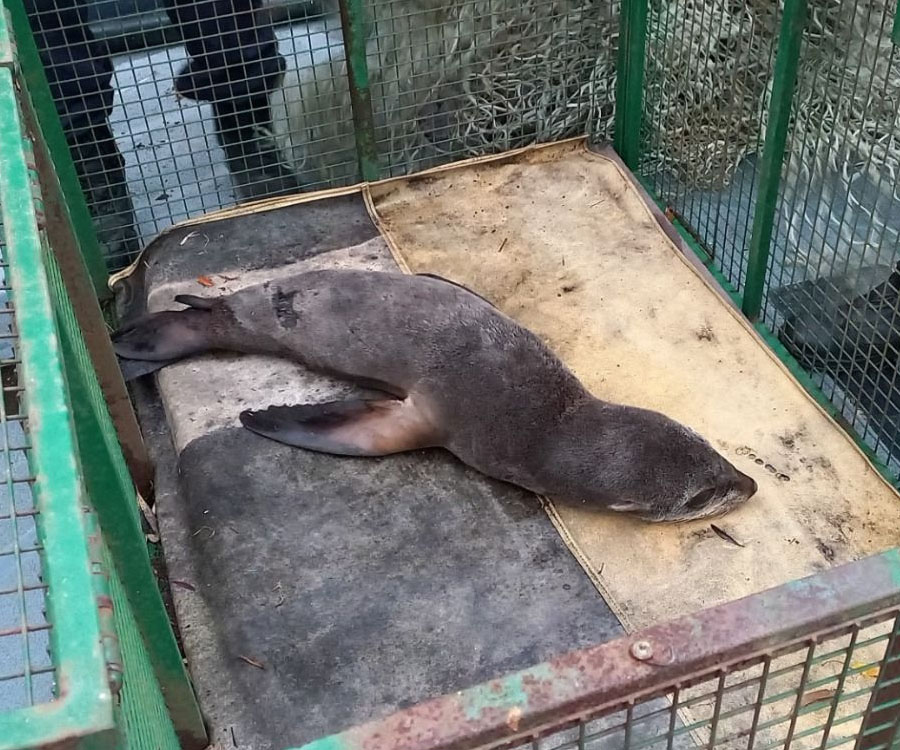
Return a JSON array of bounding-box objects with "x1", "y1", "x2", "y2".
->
[
  {"x1": 23, "y1": 0, "x2": 286, "y2": 132},
  {"x1": 21, "y1": 0, "x2": 295, "y2": 264}
]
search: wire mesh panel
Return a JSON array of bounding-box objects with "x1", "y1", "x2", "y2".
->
[
  {"x1": 620, "y1": 0, "x2": 900, "y2": 484},
  {"x1": 361, "y1": 0, "x2": 618, "y2": 179},
  {"x1": 520, "y1": 618, "x2": 897, "y2": 750},
  {"x1": 0, "y1": 14, "x2": 121, "y2": 743},
  {"x1": 13, "y1": 0, "x2": 619, "y2": 272},
  {"x1": 763, "y1": 0, "x2": 900, "y2": 478},
  {"x1": 0, "y1": 237, "x2": 55, "y2": 713},
  {"x1": 15, "y1": 0, "x2": 349, "y2": 271},
  {"x1": 626, "y1": 0, "x2": 782, "y2": 292},
  {"x1": 292, "y1": 550, "x2": 900, "y2": 750}
]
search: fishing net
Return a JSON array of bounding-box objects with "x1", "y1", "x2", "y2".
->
[
  {"x1": 271, "y1": 0, "x2": 619, "y2": 185},
  {"x1": 634, "y1": 0, "x2": 900, "y2": 272}
]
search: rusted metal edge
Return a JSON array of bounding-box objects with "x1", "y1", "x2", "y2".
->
[{"x1": 294, "y1": 549, "x2": 900, "y2": 750}]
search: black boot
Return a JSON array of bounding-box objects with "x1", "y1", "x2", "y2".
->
[
  {"x1": 165, "y1": 0, "x2": 300, "y2": 200},
  {"x1": 211, "y1": 94, "x2": 300, "y2": 200},
  {"x1": 68, "y1": 124, "x2": 142, "y2": 268}
]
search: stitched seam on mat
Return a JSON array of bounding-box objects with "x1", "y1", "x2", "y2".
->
[
  {"x1": 362, "y1": 178, "x2": 640, "y2": 641},
  {"x1": 363, "y1": 185, "x2": 413, "y2": 275},
  {"x1": 538, "y1": 496, "x2": 635, "y2": 632}
]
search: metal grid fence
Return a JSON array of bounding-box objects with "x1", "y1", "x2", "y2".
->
[
  {"x1": 14, "y1": 0, "x2": 898, "y2": 484},
  {"x1": 620, "y1": 0, "x2": 900, "y2": 483},
  {"x1": 634, "y1": 0, "x2": 782, "y2": 294},
  {"x1": 13, "y1": 0, "x2": 618, "y2": 272},
  {"x1": 764, "y1": 0, "x2": 900, "y2": 474},
  {"x1": 0, "y1": 241, "x2": 54, "y2": 712},
  {"x1": 293, "y1": 550, "x2": 900, "y2": 750},
  {"x1": 0, "y1": 22, "x2": 119, "y2": 744},
  {"x1": 0, "y1": 12, "x2": 208, "y2": 742}
]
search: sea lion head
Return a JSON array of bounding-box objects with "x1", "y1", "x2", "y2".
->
[
  {"x1": 595, "y1": 404, "x2": 758, "y2": 522},
  {"x1": 550, "y1": 402, "x2": 758, "y2": 522}
]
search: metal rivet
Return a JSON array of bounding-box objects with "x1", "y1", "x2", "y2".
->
[{"x1": 630, "y1": 640, "x2": 653, "y2": 661}]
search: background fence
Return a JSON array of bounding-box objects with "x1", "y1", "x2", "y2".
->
[{"x1": 7, "y1": 0, "x2": 897, "y2": 486}]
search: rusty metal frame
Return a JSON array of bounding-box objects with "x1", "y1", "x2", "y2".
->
[{"x1": 295, "y1": 549, "x2": 900, "y2": 750}]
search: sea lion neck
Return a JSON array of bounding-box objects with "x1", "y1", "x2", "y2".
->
[{"x1": 529, "y1": 398, "x2": 667, "y2": 509}]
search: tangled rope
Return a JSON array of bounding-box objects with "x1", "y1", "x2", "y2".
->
[
  {"x1": 273, "y1": 0, "x2": 900, "y2": 276},
  {"x1": 632, "y1": 0, "x2": 900, "y2": 274}
]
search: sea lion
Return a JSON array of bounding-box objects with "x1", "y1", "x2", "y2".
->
[{"x1": 113, "y1": 269, "x2": 758, "y2": 521}]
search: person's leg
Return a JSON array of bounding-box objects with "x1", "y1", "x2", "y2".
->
[
  {"x1": 165, "y1": 0, "x2": 300, "y2": 199},
  {"x1": 23, "y1": 0, "x2": 140, "y2": 269}
]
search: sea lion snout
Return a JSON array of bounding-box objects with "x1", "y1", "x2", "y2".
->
[
  {"x1": 733, "y1": 469, "x2": 758, "y2": 498},
  {"x1": 680, "y1": 461, "x2": 757, "y2": 521}
]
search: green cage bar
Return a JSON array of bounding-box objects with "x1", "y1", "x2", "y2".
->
[
  {"x1": 741, "y1": 0, "x2": 807, "y2": 321},
  {"x1": 614, "y1": 0, "x2": 648, "y2": 169},
  {"x1": 338, "y1": 0, "x2": 380, "y2": 182},
  {"x1": 0, "y1": 9, "x2": 116, "y2": 746}
]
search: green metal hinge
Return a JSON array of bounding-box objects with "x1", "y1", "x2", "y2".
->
[{"x1": 85, "y1": 510, "x2": 126, "y2": 698}]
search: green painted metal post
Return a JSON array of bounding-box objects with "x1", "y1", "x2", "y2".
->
[
  {"x1": 2, "y1": 0, "x2": 112, "y2": 301},
  {"x1": 50, "y1": 279, "x2": 210, "y2": 750},
  {"x1": 741, "y1": 0, "x2": 807, "y2": 321},
  {"x1": 337, "y1": 0, "x2": 380, "y2": 182},
  {"x1": 13, "y1": 75, "x2": 156, "y2": 500},
  {"x1": 0, "y1": 28, "x2": 119, "y2": 745},
  {"x1": 613, "y1": 0, "x2": 649, "y2": 170}
]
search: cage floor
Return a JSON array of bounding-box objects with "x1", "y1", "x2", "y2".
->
[
  {"x1": 125, "y1": 193, "x2": 623, "y2": 750},
  {"x1": 367, "y1": 139, "x2": 900, "y2": 629},
  {"x1": 124, "y1": 139, "x2": 900, "y2": 749}
]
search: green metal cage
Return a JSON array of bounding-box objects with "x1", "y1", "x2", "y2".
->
[{"x1": 0, "y1": 0, "x2": 899, "y2": 746}]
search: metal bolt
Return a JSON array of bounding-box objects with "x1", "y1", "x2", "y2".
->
[{"x1": 630, "y1": 640, "x2": 653, "y2": 661}]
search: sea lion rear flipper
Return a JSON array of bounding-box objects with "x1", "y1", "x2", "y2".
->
[
  {"x1": 174, "y1": 294, "x2": 218, "y2": 311},
  {"x1": 117, "y1": 356, "x2": 182, "y2": 381},
  {"x1": 112, "y1": 306, "x2": 214, "y2": 363},
  {"x1": 239, "y1": 398, "x2": 438, "y2": 456}
]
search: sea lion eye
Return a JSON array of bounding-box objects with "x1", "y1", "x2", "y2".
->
[{"x1": 685, "y1": 486, "x2": 717, "y2": 510}]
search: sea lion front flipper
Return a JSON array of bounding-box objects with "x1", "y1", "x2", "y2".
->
[{"x1": 239, "y1": 398, "x2": 438, "y2": 457}]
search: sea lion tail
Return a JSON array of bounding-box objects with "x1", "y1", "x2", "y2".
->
[
  {"x1": 239, "y1": 398, "x2": 438, "y2": 456},
  {"x1": 112, "y1": 298, "x2": 217, "y2": 379}
]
